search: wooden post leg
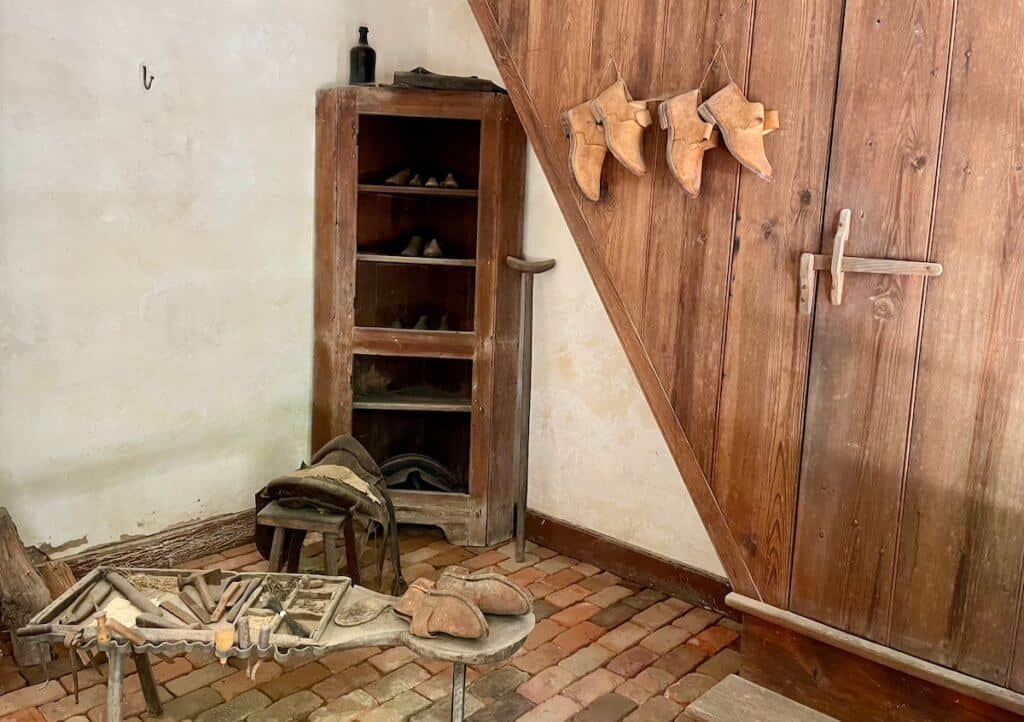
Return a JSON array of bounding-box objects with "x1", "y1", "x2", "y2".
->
[
  {"x1": 285, "y1": 529, "x2": 305, "y2": 573},
  {"x1": 323, "y1": 532, "x2": 340, "y2": 576},
  {"x1": 513, "y1": 275, "x2": 536, "y2": 563},
  {"x1": 106, "y1": 645, "x2": 125, "y2": 722},
  {"x1": 268, "y1": 527, "x2": 285, "y2": 572},
  {"x1": 342, "y1": 515, "x2": 361, "y2": 584},
  {"x1": 131, "y1": 651, "x2": 163, "y2": 716},
  {"x1": 450, "y1": 662, "x2": 467, "y2": 722}
]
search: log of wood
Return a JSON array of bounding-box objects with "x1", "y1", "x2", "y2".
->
[
  {"x1": 36, "y1": 561, "x2": 76, "y2": 599},
  {"x1": 0, "y1": 507, "x2": 53, "y2": 666}
]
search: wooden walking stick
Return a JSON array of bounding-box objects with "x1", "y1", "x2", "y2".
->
[{"x1": 505, "y1": 256, "x2": 556, "y2": 562}]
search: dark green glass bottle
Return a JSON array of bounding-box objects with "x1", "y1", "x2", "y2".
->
[{"x1": 349, "y1": 26, "x2": 376, "y2": 85}]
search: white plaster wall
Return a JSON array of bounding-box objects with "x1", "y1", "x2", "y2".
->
[{"x1": 0, "y1": 0, "x2": 722, "y2": 575}]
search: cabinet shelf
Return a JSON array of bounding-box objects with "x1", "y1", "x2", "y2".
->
[
  {"x1": 358, "y1": 184, "x2": 478, "y2": 198},
  {"x1": 353, "y1": 390, "x2": 472, "y2": 413},
  {"x1": 352, "y1": 327, "x2": 475, "y2": 359},
  {"x1": 357, "y1": 252, "x2": 476, "y2": 268}
]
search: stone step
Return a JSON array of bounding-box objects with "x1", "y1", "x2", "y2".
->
[{"x1": 684, "y1": 674, "x2": 838, "y2": 722}]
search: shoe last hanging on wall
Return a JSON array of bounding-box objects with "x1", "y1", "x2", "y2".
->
[
  {"x1": 659, "y1": 90, "x2": 720, "y2": 198},
  {"x1": 697, "y1": 82, "x2": 779, "y2": 181},
  {"x1": 561, "y1": 101, "x2": 608, "y2": 202},
  {"x1": 590, "y1": 79, "x2": 653, "y2": 176}
]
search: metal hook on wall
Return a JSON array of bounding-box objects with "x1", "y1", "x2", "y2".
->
[{"x1": 141, "y1": 64, "x2": 154, "y2": 90}]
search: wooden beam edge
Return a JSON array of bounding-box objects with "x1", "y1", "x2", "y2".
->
[
  {"x1": 728, "y1": 592, "x2": 1024, "y2": 716},
  {"x1": 527, "y1": 510, "x2": 736, "y2": 617},
  {"x1": 466, "y1": 0, "x2": 761, "y2": 600}
]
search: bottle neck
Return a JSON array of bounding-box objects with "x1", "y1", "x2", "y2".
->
[{"x1": 358, "y1": 27, "x2": 368, "y2": 45}]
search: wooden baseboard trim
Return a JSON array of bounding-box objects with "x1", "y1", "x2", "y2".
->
[
  {"x1": 526, "y1": 510, "x2": 733, "y2": 614},
  {"x1": 60, "y1": 510, "x2": 255, "y2": 577},
  {"x1": 729, "y1": 593, "x2": 1024, "y2": 717}
]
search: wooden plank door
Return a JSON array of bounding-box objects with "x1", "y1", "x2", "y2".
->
[
  {"x1": 790, "y1": 0, "x2": 955, "y2": 642},
  {"x1": 791, "y1": 0, "x2": 1024, "y2": 688}
]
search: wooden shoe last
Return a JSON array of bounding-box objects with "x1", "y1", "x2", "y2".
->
[
  {"x1": 394, "y1": 578, "x2": 489, "y2": 640},
  {"x1": 697, "y1": 82, "x2": 779, "y2": 181},
  {"x1": 659, "y1": 90, "x2": 719, "y2": 198},
  {"x1": 436, "y1": 566, "x2": 532, "y2": 616},
  {"x1": 561, "y1": 101, "x2": 608, "y2": 201},
  {"x1": 590, "y1": 79, "x2": 653, "y2": 176}
]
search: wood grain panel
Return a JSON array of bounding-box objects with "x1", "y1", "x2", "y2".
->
[
  {"x1": 312, "y1": 89, "x2": 357, "y2": 451},
  {"x1": 488, "y1": 0, "x2": 529, "y2": 70},
  {"x1": 576, "y1": 0, "x2": 666, "y2": 325},
  {"x1": 890, "y1": 1, "x2": 1024, "y2": 687},
  {"x1": 742, "y1": 614, "x2": 1024, "y2": 722},
  {"x1": 522, "y1": 0, "x2": 595, "y2": 164},
  {"x1": 641, "y1": 0, "x2": 753, "y2": 474},
  {"x1": 790, "y1": 0, "x2": 955, "y2": 641},
  {"x1": 468, "y1": 0, "x2": 761, "y2": 597},
  {"x1": 711, "y1": 0, "x2": 843, "y2": 606}
]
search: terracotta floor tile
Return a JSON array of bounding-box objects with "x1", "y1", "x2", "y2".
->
[
  {"x1": 550, "y1": 602, "x2": 600, "y2": 627},
  {"x1": 369, "y1": 647, "x2": 419, "y2": 674},
  {"x1": 546, "y1": 584, "x2": 592, "y2": 609},
  {"x1": 606, "y1": 646, "x2": 658, "y2": 678},
  {"x1": 664, "y1": 672, "x2": 716, "y2": 706},
  {"x1": 512, "y1": 643, "x2": 566, "y2": 675},
  {"x1": 509, "y1": 567, "x2": 546, "y2": 588},
  {"x1": 574, "y1": 692, "x2": 636, "y2": 722},
  {"x1": 516, "y1": 666, "x2": 575, "y2": 704},
  {"x1": 539, "y1": 568, "x2": 583, "y2": 591},
  {"x1": 597, "y1": 622, "x2": 648, "y2": 653},
  {"x1": 671, "y1": 608, "x2": 720, "y2": 638},
  {"x1": 561, "y1": 668, "x2": 623, "y2": 706},
  {"x1": 524, "y1": 619, "x2": 566, "y2": 650},
  {"x1": 685, "y1": 625, "x2": 739, "y2": 656},
  {"x1": 551, "y1": 622, "x2": 604, "y2": 655},
  {"x1": 586, "y1": 585, "x2": 633, "y2": 609},
  {"x1": 639, "y1": 625, "x2": 688, "y2": 655},
  {"x1": 515, "y1": 694, "x2": 580, "y2": 721}
]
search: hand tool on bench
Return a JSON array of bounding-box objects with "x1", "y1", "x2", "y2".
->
[
  {"x1": 211, "y1": 580, "x2": 243, "y2": 622},
  {"x1": 177, "y1": 586, "x2": 212, "y2": 624},
  {"x1": 179, "y1": 569, "x2": 218, "y2": 612},
  {"x1": 59, "y1": 580, "x2": 112, "y2": 624},
  {"x1": 159, "y1": 598, "x2": 200, "y2": 625},
  {"x1": 265, "y1": 593, "x2": 311, "y2": 637}
]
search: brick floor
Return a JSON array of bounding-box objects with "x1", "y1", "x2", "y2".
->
[{"x1": 0, "y1": 527, "x2": 741, "y2": 721}]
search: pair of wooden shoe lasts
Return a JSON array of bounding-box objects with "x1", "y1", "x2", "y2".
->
[
  {"x1": 394, "y1": 566, "x2": 532, "y2": 640},
  {"x1": 562, "y1": 79, "x2": 779, "y2": 200}
]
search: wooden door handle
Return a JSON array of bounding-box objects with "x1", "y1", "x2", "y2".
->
[{"x1": 799, "y1": 209, "x2": 943, "y2": 314}]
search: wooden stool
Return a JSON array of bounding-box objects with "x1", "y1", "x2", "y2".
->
[{"x1": 257, "y1": 500, "x2": 360, "y2": 584}]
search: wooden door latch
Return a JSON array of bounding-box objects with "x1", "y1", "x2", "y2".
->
[{"x1": 799, "y1": 209, "x2": 943, "y2": 314}]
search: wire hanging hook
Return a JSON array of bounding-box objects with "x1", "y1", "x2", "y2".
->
[{"x1": 141, "y1": 64, "x2": 154, "y2": 90}]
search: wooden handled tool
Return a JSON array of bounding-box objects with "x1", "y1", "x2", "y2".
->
[
  {"x1": 179, "y1": 570, "x2": 218, "y2": 613},
  {"x1": 211, "y1": 581, "x2": 242, "y2": 622},
  {"x1": 178, "y1": 586, "x2": 212, "y2": 624}
]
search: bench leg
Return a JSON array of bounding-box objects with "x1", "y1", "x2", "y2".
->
[
  {"x1": 285, "y1": 529, "x2": 305, "y2": 573},
  {"x1": 106, "y1": 646, "x2": 125, "y2": 722},
  {"x1": 268, "y1": 527, "x2": 286, "y2": 572},
  {"x1": 450, "y1": 662, "x2": 467, "y2": 721},
  {"x1": 132, "y1": 651, "x2": 163, "y2": 716},
  {"x1": 323, "y1": 532, "x2": 339, "y2": 576},
  {"x1": 342, "y1": 516, "x2": 361, "y2": 584}
]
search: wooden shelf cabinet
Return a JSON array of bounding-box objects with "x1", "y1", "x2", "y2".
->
[{"x1": 313, "y1": 86, "x2": 527, "y2": 546}]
